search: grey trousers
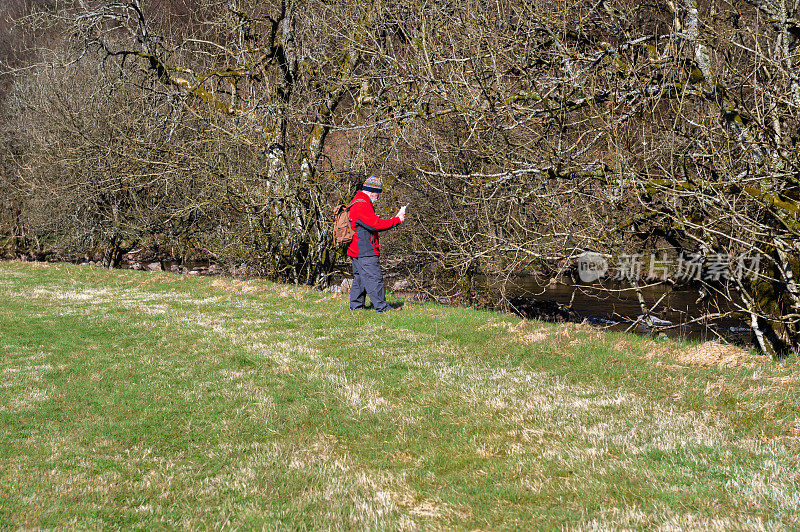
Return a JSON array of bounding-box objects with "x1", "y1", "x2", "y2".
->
[{"x1": 350, "y1": 255, "x2": 392, "y2": 312}]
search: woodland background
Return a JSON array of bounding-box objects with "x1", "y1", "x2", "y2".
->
[{"x1": 1, "y1": 0, "x2": 799, "y2": 355}]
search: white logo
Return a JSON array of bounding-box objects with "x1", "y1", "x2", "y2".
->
[{"x1": 577, "y1": 252, "x2": 608, "y2": 282}]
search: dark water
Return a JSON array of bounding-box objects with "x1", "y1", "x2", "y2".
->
[{"x1": 500, "y1": 277, "x2": 751, "y2": 344}]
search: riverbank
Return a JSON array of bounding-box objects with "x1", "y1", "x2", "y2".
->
[
  {"x1": 15, "y1": 254, "x2": 753, "y2": 346},
  {"x1": 1, "y1": 261, "x2": 799, "y2": 528}
]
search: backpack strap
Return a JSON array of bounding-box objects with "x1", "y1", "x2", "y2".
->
[{"x1": 348, "y1": 198, "x2": 366, "y2": 209}]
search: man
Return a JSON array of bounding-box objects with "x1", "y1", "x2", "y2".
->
[{"x1": 347, "y1": 175, "x2": 407, "y2": 312}]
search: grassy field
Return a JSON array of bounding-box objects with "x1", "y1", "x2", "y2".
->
[{"x1": 1, "y1": 261, "x2": 799, "y2": 529}]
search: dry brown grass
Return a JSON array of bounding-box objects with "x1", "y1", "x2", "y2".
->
[
  {"x1": 676, "y1": 341, "x2": 763, "y2": 368},
  {"x1": 502, "y1": 318, "x2": 762, "y2": 372},
  {"x1": 643, "y1": 340, "x2": 762, "y2": 369},
  {"x1": 502, "y1": 319, "x2": 604, "y2": 347},
  {"x1": 210, "y1": 278, "x2": 262, "y2": 294}
]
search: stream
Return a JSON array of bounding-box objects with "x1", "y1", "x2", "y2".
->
[{"x1": 502, "y1": 277, "x2": 751, "y2": 344}]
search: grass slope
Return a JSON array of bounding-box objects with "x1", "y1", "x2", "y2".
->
[{"x1": 1, "y1": 261, "x2": 799, "y2": 529}]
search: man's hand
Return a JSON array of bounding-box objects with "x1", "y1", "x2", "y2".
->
[{"x1": 397, "y1": 204, "x2": 408, "y2": 223}]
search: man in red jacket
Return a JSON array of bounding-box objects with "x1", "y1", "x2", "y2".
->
[{"x1": 347, "y1": 176, "x2": 407, "y2": 311}]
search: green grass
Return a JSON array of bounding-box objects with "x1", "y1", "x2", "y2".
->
[{"x1": 1, "y1": 261, "x2": 800, "y2": 529}]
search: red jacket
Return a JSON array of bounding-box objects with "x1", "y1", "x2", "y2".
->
[{"x1": 347, "y1": 190, "x2": 401, "y2": 258}]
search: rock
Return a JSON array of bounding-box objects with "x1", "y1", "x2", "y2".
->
[
  {"x1": 147, "y1": 262, "x2": 162, "y2": 272},
  {"x1": 508, "y1": 297, "x2": 582, "y2": 322},
  {"x1": 585, "y1": 316, "x2": 620, "y2": 326},
  {"x1": 188, "y1": 270, "x2": 200, "y2": 275},
  {"x1": 637, "y1": 315, "x2": 673, "y2": 327},
  {"x1": 231, "y1": 263, "x2": 248, "y2": 277},
  {"x1": 129, "y1": 262, "x2": 143, "y2": 270},
  {"x1": 340, "y1": 278, "x2": 353, "y2": 293},
  {"x1": 392, "y1": 278, "x2": 410, "y2": 290}
]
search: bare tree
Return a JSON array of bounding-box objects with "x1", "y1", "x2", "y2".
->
[
  {"x1": 361, "y1": 0, "x2": 800, "y2": 355},
  {"x1": 3, "y1": 0, "x2": 800, "y2": 355},
  {"x1": 52, "y1": 0, "x2": 396, "y2": 283}
]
